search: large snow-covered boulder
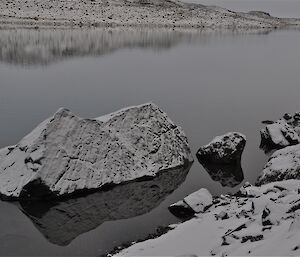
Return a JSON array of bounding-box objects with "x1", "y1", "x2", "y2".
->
[
  {"x1": 196, "y1": 132, "x2": 246, "y2": 164},
  {"x1": 260, "y1": 112, "x2": 300, "y2": 153},
  {"x1": 0, "y1": 103, "x2": 193, "y2": 200},
  {"x1": 169, "y1": 188, "x2": 213, "y2": 218},
  {"x1": 256, "y1": 144, "x2": 300, "y2": 186}
]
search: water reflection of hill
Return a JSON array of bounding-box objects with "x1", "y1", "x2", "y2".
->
[
  {"x1": 20, "y1": 164, "x2": 191, "y2": 246},
  {"x1": 0, "y1": 28, "x2": 272, "y2": 66}
]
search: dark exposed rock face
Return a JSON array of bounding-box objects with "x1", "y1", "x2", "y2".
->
[
  {"x1": 260, "y1": 111, "x2": 300, "y2": 153},
  {"x1": 0, "y1": 103, "x2": 193, "y2": 200},
  {"x1": 20, "y1": 164, "x2": 191, "y2": 246},
  {"x1": 196, "y1": 132, "x2": 246, "y2": 165}
]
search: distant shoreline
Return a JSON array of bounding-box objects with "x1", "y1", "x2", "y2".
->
[{"x1": 1, "y1": 0, "x2": 300, "y2": 30}]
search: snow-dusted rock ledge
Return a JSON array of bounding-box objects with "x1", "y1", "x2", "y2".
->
[
  {"x1": 256, "y1": 144, "x2": 300, "y2": 185},
  {"x1": 260, "y1": 111, "x2": 300, "y2": 153},
  {"x1": 0, "y1": 103, "x2": 193, "y2": 200}
]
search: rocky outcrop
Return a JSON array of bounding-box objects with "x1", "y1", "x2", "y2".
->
[
  {"x1": 20, "y1": 164, "x2": 191, "y2": 246},
  {"x1": 169, "y1": 188, "x2": 213, "y2": 219},
  {"x1": 0, "y1": 103, "x2": 193, "y2": 200},
  {"x1": 196, "y1": 132, "x2": 246, "y2": 164},
  {"x1": 256, "y1": 144, "x2": 300, "y2": 186},
  {"x1": 260, "y1": 111, "x2": 300, "y2": 153}
]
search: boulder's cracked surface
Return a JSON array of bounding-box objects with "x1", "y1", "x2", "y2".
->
[
  {"x1": 20, "y1": 164, "x2": 191, "y2": 246},
  {"x1": 0, "y1": 103, "x2": 193, "y2": 200}
]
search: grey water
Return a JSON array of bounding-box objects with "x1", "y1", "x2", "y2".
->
[{"x1": 0, "y1": 25, "x2": 300, "y2": 255}]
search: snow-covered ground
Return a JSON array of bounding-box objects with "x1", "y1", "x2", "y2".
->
[
  {"x1": 115, "y1": 179, "x2": 300, "y2": 256},
  {"x1": 0, "y1": 0, "x2": 299, "y2": 29}
]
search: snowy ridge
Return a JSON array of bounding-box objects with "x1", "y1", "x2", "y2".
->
[{"x1": 0, "y1": 0, "x2": 299, "y2": 29}]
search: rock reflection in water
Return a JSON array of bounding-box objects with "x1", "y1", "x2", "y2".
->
[
  {"x1": 0, "y1": 28, "x2": 273, "y2": 66},
  {"x1": 19, "y1": 164, "x2": 191, "y2": 246},
  {"x1": 200, "y1": 162, "x2": 244, "y2": 187}
]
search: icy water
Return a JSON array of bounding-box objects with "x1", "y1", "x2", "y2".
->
[{"x1": 1, "y1": 26, "x2": 300, "y2": 256}]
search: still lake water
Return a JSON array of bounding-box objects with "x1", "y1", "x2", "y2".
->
[{"x1": 0, "y1": 20, "x2": 300, "y2": 257}]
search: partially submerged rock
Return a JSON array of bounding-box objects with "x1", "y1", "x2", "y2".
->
[
  {"x1": 256, "y1": 144, "x2": 300, "y2": 186},
  {"x1": 169, "y1": 188, "x2": 213, "y2": 218},
  {"x1": 196, "y1": 132, "x2": 246, "y2": 165},
  {"x1": 20, "y1": 164, "x2": 190, "y2": 246},
  {"x1": 196, "y1": 132, "x2": 245, "y2": 187},
  {"x1": 0, "y1": 103, "x2": 193, "y2": 200},
  {"x1": 260, "y1": 112, "x2": 300, "y2": 153}
]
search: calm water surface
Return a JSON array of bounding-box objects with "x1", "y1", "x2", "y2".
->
[{"x1": 0, "y1": 26, "x2": 300, "y2": 256}]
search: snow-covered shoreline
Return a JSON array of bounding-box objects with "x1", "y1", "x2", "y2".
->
[
  {"x1": 0, "y1": 0, "x2": 300, "y2": 29},
  {"x1": 112, "y1": 111, "x2": 300, "y2": 257},
  {"x1": 115, "y1": 179, "x2": 300, "y2": 256}
]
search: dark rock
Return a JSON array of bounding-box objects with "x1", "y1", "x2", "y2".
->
[
  {"x1": 196, "y1": 132, "x2": 246, "y2": 165},
  {"x1": 168, "y1": 200, "x2": 195, "y2": 219}
]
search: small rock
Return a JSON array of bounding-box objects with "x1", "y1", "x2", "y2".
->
[
  {"x1": 196, "y1": 132, "x2": 246, "y2": 164},
  {"x1": 184, "y1": 188, "x2": 213, "y2": 213},
  {"x1": 169, "y1": 188, "x2": 213, "y2": 217}
]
